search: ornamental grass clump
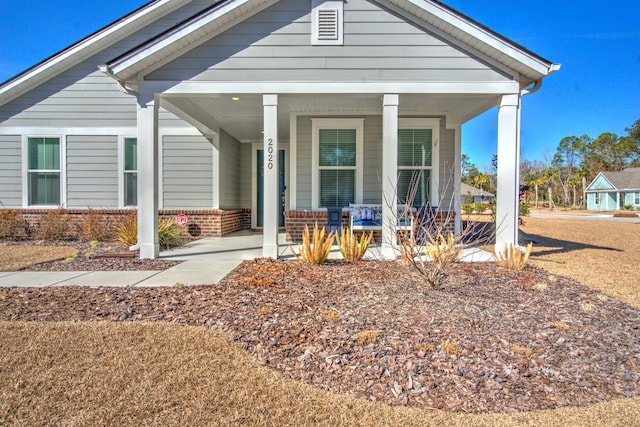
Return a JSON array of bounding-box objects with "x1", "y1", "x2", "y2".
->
[
  {"x1": 493, "y1": 242, "x2": 533, "y2": 271},
  {"x1": 425, "y1": 231, "x2": 461, "y2": 264},
  {"x1": 116, "y1": 213, "x2": 137, "y2": 248},
  {"x1": 291, "y1": 223, "x2": 336, "y2": 264},
  {"x1": 158, "y1": 218, "x2": 183, "y2": 249},
  {"x1": 337, "y1": 227, "x2": 373, "y2": 262}
]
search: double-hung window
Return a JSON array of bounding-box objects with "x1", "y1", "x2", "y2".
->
[
  {"x1": 397, "y1": 119, "x2": 439, "y2": 207},
  {"x1": 634, "y1": 192, "x2": 640, "y2": 205},
  {"x1": 123, "y1": 137, "x2": 137, "y2": 207},
  {"x1": 312, "y1": 119, "x2": 363, "y2": 209},
  {"x1": 594, "y1": 193, "x2": 601, "y2": 205},
  {"x1": 27, "y1": 137, "x2": 61, "y2": 206}
]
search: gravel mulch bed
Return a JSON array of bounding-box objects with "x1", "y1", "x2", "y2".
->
[
  {"x1": 0, "y1": 240, "x2": 181, "y2": 271},
  {"x1": 1, "y1": 258, "x2": 639, "y2": 414}
]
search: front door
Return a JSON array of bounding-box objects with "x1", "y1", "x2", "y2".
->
[{"x1": 257, "y1": 149, "x2": 285, "y2": 227}]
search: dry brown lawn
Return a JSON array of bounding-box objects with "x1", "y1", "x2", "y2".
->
[
  {"x1": 1, "y1": 216, "x2": 639, "y2": 426},
  {"x1": 521, "y1": 216, "x2": 640, "y2": 308},
  {"x1": 0, "y1": 245, "x2": 78, "y2": 271}
]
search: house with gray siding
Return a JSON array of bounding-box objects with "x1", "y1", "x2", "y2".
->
[
  {"x1": 0, "y1": 0, "x2": 559, "y2": 259},
  {"x1": 585, "y1": 168, "x2": 640, "y2": 211}
]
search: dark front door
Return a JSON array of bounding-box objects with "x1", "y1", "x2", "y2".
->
[{"x1": 257, "y1": 149, "x2": 285, "y2": 227}]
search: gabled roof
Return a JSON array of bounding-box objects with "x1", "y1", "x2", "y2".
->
[
  {"x1": 598, "y1": 168, "x2": 640, "y2": 190},
  {"x1": 461, "y1": 182, "x2": 494, "y2": 198},
  {"x1": 0, "y1": 0, "x2": 193, "y2": 106},
  {"x1": 105, "y1": 0, "x2": 560, "y2": 84}
]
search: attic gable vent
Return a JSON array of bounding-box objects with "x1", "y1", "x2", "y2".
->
[
  {"x1": 317, "y1": 9, "x2": 338, "y2": 40},
  {"x1": 312, "y1": 0, "x2": 343, "y2": 45}
]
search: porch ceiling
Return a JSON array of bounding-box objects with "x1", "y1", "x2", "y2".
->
[{"x1": 162, "y1": 93, "x2": 499, "y2": 142}]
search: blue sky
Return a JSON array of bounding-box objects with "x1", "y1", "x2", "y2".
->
[{"x1": 1, "y1": 1, "x2": 639, "y2": 170}]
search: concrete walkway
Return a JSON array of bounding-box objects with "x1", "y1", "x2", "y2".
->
[{"x1": 0, "y1": 230, "x2": 493, "y2": 288}]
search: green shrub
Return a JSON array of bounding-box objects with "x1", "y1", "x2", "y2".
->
[
  {"x1": 116, "y1": 214, "x2": 184, "y2": 250},
  {"x1": 158, "y1": 217, "x2": 183, "y2": 249},
  {"x1": 461, "y1": 204, "x2": 473, "y2": 215},
  {"x1": 33, "y1": 208, "x2": 73, "y2": 241},
  {"x1": 473, "y1": 202, "x2": 485, "y2": 213},
  {"x1": 0, "y1": 209, "x2": 30, "y2": 240},
  {"x1": 519, "y1": 201, "x2": 530, "y2": 216}
]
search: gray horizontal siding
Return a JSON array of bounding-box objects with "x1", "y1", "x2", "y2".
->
[
  {"x1": 66, "y1": 135, "x2": 118, "y2": 208},
  {"x1": 239, "y1": 143, "x2": 252, "y2": 209},
  {"x1": 0, "y1": 135, "x2": 22, "y2": 207},
  {"x1": 0, "y1": 0, "x2": 214, "y2": 129},
  {"x1": 148, "y1": 0, "x2": 509, "y2": 83},
  {"x1": 219, "y1": 130, "x2": 242, "y2": 209},
  {"x1": 295, "y1": 114, "x2": 455, "y2": 209},
  {"x1": 163, "y1": 135, "x2": 213, "y2": 209},
  {"x1": 296, "y1": 116, "x2": 313, "y2": 209}
]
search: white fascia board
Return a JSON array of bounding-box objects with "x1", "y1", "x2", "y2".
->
[
  {"x1": 0, "y1": 0, "x2": 190, "y2": 107},
  {"x1": 584, "y1": 172, "x2": 614, "y2": 192},
  {"x1": 108, "y1": 0, "x2": 278, "y2": 81},
  {"x1": 388, "y1": 0, "x2": 559, "y2": 79},
  {"x1": 139, "y1": 80, "x2": 521, "y2": 95}
]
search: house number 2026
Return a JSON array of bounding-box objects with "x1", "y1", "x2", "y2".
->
[{"x1": 267, "y1": 138, "x2": 274, "y2": 170}]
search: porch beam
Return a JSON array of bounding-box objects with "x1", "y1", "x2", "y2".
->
[
  {"x1": 137, "y1": 93, "x2": 160, "y2": 259},
  {"x1": 140, "y1": 81, "x2": 520, "y2": 96},
  {"x1": 495, "y1": 94, "x2": 521, "y2": 251},
  {"x1": 262, "y1": 94, "x2": 279, "y2": 259},
  {"x1": 381, "y1": 94, "x2": 399, "y2": 260}
]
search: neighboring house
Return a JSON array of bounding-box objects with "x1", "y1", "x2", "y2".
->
[
  {"x1": 461, "y1": 183, "x2": 495, "y2": 204},
  {"x1": 585, "y1": 168, "x2": 640, "y2": 211},
  {"x1": 0, "y1": 0, "x2": 559, "y2": 259}
]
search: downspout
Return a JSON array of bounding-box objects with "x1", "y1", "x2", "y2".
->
[{"x1": 99, "y1": 64, "x2": 141, "y2": 252}]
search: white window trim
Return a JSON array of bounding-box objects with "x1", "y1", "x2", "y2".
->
[
  {"x1": 634, "y1": 192, "x2": 640, "y2": 205},
  {"x1": 398, "y1": 118, "x2": 440, "y2": 207},
  {"x1": 311, "y1": 118, "x2": 364, "y2": 210},
  {"x1": 311, "y1": 0, "x2": 344, "y2": 46},
  {"x1": 594, "y1": 192, "x2": 601, "y2": 205},
  {"x1": 22, "y1": 135, "x2": 66, "y2": 208}
]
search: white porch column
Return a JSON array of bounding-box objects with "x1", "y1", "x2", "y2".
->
[
  {"x1": 495, "y1": 94, "x2": 521, "y2": 251},
  {"x1": 453, "y1": 124, "x2": 462, "y2": 236},
  {"x1": 381, "y1": 94, "x2": 399, "y2": 259},
  {"x1": 137, "y1": 93, "x2": 159, "y2": 259},
  {"x1": 262, "y1": 94, "x2": 279, "y2": 258}
]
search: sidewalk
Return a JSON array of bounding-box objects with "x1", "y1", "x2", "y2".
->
[
  {"x1": 0, "y1": 231, "x2": 272, "y2": 288},
  {"x1": 0, "y1": 230, "x2": 494, "y2": 288}
]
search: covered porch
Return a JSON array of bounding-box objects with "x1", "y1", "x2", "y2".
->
[{"x1": 131, "y1": 85, "x2": 524, "y2": 259}]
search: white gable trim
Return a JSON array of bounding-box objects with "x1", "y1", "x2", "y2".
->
[
  {"x1": 0, "y1": 0, "x2": 191, "y2": 107},
  {"x1": 107, "y1": 0, "x2": 280, "y2": 81},
  {"x1": 384, "y1": 0, "x2": 560, "y2": 80},
  {"x1": 105, "y1": 0, "x2": 559, "y2": 85},
  {"x1": 585, "y1": 172, "x2": 617, "y2": 192}
]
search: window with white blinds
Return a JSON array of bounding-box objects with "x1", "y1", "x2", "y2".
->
[
  {"x1": 398, "y1": 128, "x2": 433, "y2": 207},
  {"x1": 319, "y1": 129, "x2": 356, "y2": 207}
]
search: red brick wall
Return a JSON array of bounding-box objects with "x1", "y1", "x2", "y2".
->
[
  {"x1": 284, "y1": 210, "x2": 455, "y2": 243},
  {"x1": 11, "y1": 208, "x2": 252, "y2": 239}
]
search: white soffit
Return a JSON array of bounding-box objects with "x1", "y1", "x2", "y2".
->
[{"x1": 0, "y1": 0, "x2": 191, "y2": 106}]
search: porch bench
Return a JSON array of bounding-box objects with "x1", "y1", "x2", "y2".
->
[{"x1": 348, "y1": 204, "x2": 415, "y2": 236}]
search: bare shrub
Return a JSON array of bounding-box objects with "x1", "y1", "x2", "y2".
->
[
  {"x1": 357, "y1": 330, "x2": 379, "y2": 345},
  {"x1": 0, "y1": 210, "x2": 30, "y2": 240},
  {"x1": 33, "y1": 208, "x2": 73, "y2": 241},
  {"x1": 388, "y1": 166, "x2": 493, "y2": 289},
  {"x1": 79, "y1": 209, "x2": 114, "y2": 242}
]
